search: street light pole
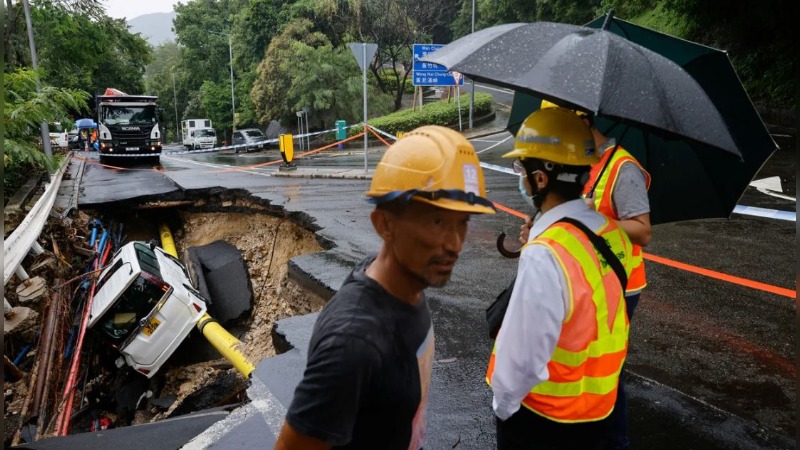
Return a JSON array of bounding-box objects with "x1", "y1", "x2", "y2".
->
[
  {"x1": 227, "y1": 33, "x2": 236, "y2": 135},
  {"x1": 209, "y1": 30, "x2": 236, "y2": 141},
  {"x1": 22, "y1": 0, "x2": 52, "y2": 158},
  {"x1": 172, "y1": 72, "x2": 179, "y2": 143},
  {"x1": 468, "y1": 0, "x2": 476, "y2": 129}
]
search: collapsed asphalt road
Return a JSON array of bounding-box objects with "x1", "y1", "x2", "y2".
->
[{"x1": 53, "y1": 137, "x2": 796, "y2": 449}]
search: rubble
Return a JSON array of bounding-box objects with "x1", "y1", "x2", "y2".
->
[
  {"x1": 3, "y1": 306, "x2": 40, "y2": 341},
  {"x1": 5, "y1": 193, "x2": 328, "y2": 443},
  {"x1": 15, "y1": 277, "x2": 49, "y2": 306}
]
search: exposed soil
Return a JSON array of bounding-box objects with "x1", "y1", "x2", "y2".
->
[
  {"x1": 145, "y1": 209, "x2": 326, "y2": 423},
  {"x1": 5, "y1": 192, "x2": 328, "y2": 441},
  {"x1": 176, "y1": 210, "x2": 326, "y2": 363}
]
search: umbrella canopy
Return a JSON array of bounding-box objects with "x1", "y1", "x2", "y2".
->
[
  {"x1": 423, "y1": 21, "x2": 739, "y2": 156},
  {"x1": 75, "y1": 118, "x2": 97, "y2": 129},
  {"x1": 425, "y1": 20, "x2": 778, "y2": 224}
]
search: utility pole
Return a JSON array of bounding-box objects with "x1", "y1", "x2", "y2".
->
[
  {"x1": 468, "y1": 0, "x2": 476, "y2": 129},
  {"x1": 172, "y1": 72, "x2": 179, "y2": 143},
  {"x1": 208, "y1": 30, "x2": 236, "y2": 140},
  {"x1": 22, "y1": 0, "x2": 53, "y2": 159},
  {"x1": 227, "y1": 33, "x2": 236, "y2": 134}
]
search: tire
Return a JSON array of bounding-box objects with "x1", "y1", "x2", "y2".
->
[{"x1": 99, "y1": 155, "x2": 108, "y2": 165}]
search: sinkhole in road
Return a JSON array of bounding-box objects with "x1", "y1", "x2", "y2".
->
[{"x1": 89, "y1": 193, "x2": 328, "y2": 426}]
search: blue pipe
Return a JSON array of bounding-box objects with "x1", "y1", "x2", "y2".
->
[
  {"x1": 5, "y1": 344, "x2": 33, "y2": 381},
  {"x1": 13, "y1": 344, "x2": 32, "y2": 366},
  {"x1": 64, "y1": 327, "x2": 76, "y2": 359},
  {"x1": 89, "y1": 219, "x2": 98, "y2": 247}
]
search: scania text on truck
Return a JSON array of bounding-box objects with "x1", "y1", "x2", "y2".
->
[{"x1": 96, "y1": 88, "x2": 162, "y2": 164}]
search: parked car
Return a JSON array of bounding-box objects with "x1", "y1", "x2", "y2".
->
[
  {"x1": 48, "y1": 122, "x2": 70, "y2": 149},
  {"x1": 87, "y1": 241, "x2": 208, "y2": 377},
  {"x1": 232, "y1": 128, "x2": 269, "y2": 152}
]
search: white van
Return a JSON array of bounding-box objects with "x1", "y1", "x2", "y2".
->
[
  {"x1": 88, "y1": 241, "x2": 208, "y2": 378},
  {"x1": 181, "y1": 119, "x2": 217, "y2": 150}
]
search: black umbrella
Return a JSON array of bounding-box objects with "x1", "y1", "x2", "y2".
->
[{"x1": 425, "y1": 20, "x2": 778, "y2": 224}]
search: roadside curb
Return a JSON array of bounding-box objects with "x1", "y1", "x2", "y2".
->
[{"x1": 271, "y1": 168, "x2": 373, "y2": 180}]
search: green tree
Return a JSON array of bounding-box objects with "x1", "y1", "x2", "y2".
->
[
  {"x1": 199, "y1": 80, "x2": 236, "y2": 140},
  {"x1": 306, "y1": 0, "x2": 458, "y2": 110},
  {"x1": 291, "y1": 42, "x2": 394, "y2": 129},
  {"x1": 252, "y1": 19, "x2": 329, "y2": 126},
  {"x1": 4, "y1": 69, "x2": 89, "y2": 200},
  {"x1": 173, "y1": 0, "x2": 240, "y2": 90},
  {"x1": 144, "y1": 42, "x2": 188, "y2": 143},
  {"x1": 22, "y1": 2, "x2": 152, "y2": 94}
]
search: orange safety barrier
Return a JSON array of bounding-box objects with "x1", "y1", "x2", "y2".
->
[{"x1": 493, "y1": 202, "x2": 796, "y2": 299}]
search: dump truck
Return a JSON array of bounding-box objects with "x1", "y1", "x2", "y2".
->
[{"x1": 96, "y1": 88, "x2": 163, "y2": 164}]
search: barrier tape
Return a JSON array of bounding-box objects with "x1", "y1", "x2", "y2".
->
[
  {"x1": 91, "y1": 124, "x2": 358, "y2": 158},
  {"x1": 491, "y1": 199, "x2": 796, "y2": 299}
]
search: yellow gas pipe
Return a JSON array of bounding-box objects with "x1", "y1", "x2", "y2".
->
[{"x1": 160, "y1": 223, "x2": 255, "y2": 377}]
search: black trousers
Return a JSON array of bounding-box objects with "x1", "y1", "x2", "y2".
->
[{"x1": 496, "y1": 406, "x2": 609, "y2": 450}]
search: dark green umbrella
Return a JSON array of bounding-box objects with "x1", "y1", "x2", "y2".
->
[{"x1": 508, "y1": 14, "x2": 779, "y2": 224}]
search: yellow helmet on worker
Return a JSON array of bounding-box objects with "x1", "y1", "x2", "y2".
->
[
  {"x1": 366, "y1": 125, "x2": 496, "y2": 214},
  {"x1": 503, "y1": 107, "x2": 598, "y2": 166}
]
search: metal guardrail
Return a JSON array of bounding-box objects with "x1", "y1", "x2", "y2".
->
[{"x1": 4, "y1": 156, "x2": 70, "y2": 286}]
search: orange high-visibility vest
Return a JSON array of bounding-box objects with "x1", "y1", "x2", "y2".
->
[
  {"x1": 584, "y1": 145, "x2": 650, "y2": 293},
  {"x1": 487, "y1": 218, "x2": 632, "y2": 423}
]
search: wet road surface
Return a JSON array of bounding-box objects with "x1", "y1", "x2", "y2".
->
[{"x1": 64, "y1": 126, "x2": 796, "y2": 449}]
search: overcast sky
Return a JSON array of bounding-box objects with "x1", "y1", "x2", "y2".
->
[{"x1": 104, "y1": 0, "x2": 182, "y2": 20}]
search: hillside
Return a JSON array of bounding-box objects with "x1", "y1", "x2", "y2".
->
[{"x1": 128, "y1": 12, "x2": 177, "y2": 46}]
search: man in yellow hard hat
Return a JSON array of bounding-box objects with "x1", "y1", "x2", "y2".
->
[
  {"x1": 541, "y1": 99, "x2": 652, "y2": 450},
  {"x1": 275, "y1": 125, "x2": 495, "y2": 450},
  {"x1": 487, "y1": 107, "x2": 634, "y2": 449}
]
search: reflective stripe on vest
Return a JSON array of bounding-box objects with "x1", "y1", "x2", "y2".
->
[
  {"x1": 584, "y1": 145, "x2": 651, "y2": 293},
  {"x1": 487, "y1": 218, "x2": 632, "y2": 423}
]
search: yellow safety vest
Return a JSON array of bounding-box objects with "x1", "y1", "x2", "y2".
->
[
  {"x1": 487, "y1": 217, "x2": 633, "y2": 423},
  {"x1": 584, "y1": 145, "x2": 650, "y2": 293}
]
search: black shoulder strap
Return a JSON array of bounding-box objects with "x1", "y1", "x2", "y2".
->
[{"x1": 556, "y1": 217, "x2": 628, "y2": 290}]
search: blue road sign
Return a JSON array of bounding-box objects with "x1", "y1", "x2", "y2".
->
[{"x1": 412, "y1": 43, "x2": 464, "y2": 87}]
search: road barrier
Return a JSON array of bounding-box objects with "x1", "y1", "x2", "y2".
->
[
  {"x1": 95, "y1": 124, "x2": 358, "y2": 158},
  {"x1": 4, "y1": 157, "x2": 70, "y2": 287}
]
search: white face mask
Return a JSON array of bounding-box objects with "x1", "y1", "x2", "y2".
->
[{"x1": 518, "y1": 175, "x2": 535, "y2": 209}]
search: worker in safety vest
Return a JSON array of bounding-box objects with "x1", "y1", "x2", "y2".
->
[
  {"x1": 539, "y1": 100, "x2": 651, "y2": 449},
  {"x1": 488, "y1": 107, "x2": 634, "y2": 450},
  {"x1": 275, "y1": 126, "x2": 495, "y2": 450}
]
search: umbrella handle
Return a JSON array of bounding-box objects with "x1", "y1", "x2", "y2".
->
[{"x1": 496, "y1": 232, "x2": 521, "y2": 259}]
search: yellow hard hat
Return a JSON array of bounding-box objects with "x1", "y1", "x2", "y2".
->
[
  {"x1": 540, "y1": 99, "x2": 560, "y2": 110},
  {"x1": 366, "y1": 125, "x2": 496, "y2": 214},
  {"x1": 540, "y1": 99, "x2": 590, "y2": 118},
  {"x1": 502, "y1": 107, "x2": 598, "y2": 166}
]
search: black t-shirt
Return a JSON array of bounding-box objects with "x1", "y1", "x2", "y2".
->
[{"x1": 286, "y1": 257, "x2": 435, "y2": 449}]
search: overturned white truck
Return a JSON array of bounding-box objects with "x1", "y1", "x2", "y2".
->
[{"x1": 88, "y1": 241, "x2": 208, "y2": 378}]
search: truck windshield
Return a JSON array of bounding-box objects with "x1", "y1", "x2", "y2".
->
[
  {"x1": 101, "y1": 105, "x2": 157, "y2": 126},
  {"x1": 98, "y1": 273, "x2": 169, "y2": 342},
  {"x1": 196, "y1": 129, "x2": 216, "y2": 137}
]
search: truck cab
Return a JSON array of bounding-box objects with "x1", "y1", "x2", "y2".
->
[
  {"x1": 88, "y1": 241, "x2": 208, "y2": 378},
  {"x1": 96, "y1": 89, "x2": 162, "y2": 164}
]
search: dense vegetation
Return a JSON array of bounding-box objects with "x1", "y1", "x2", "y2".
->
[{"x1": 3, "y1": 0, "x2": 794, "y2": 201}]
